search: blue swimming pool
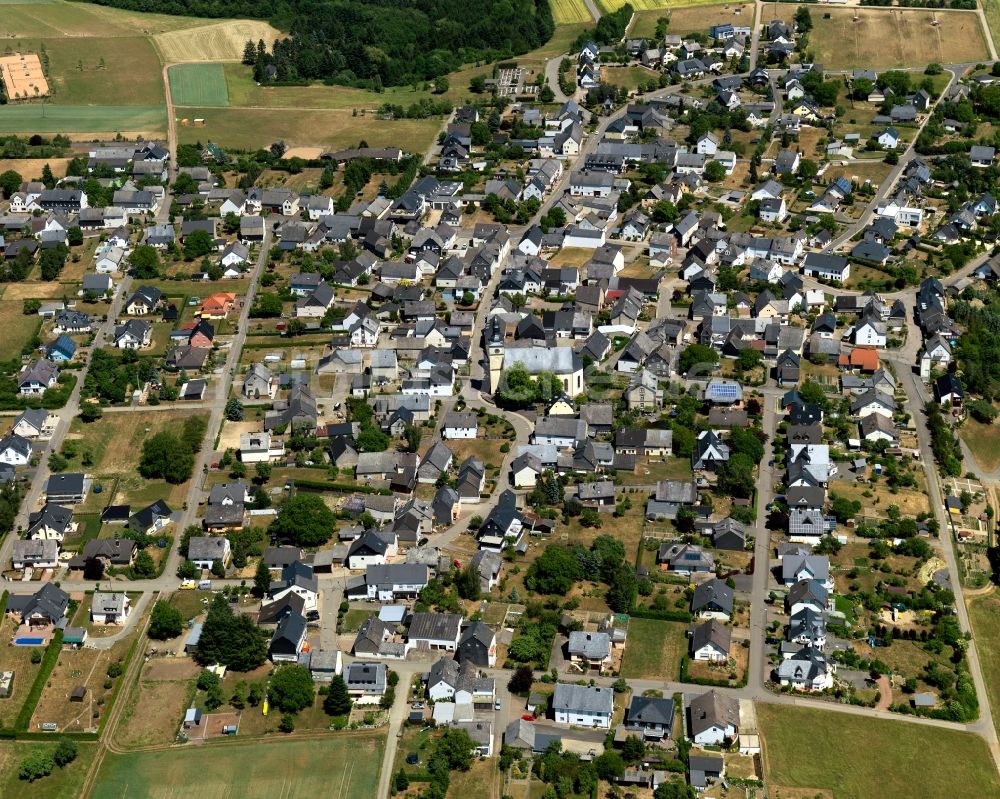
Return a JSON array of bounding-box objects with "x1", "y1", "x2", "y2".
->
[{"x1": 14, "y1": 637, "x2": 45, "y2": 646}]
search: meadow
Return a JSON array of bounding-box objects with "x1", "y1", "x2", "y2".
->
[{"x1": 176, "y1": 106, "x2": 444, "y2": 153}]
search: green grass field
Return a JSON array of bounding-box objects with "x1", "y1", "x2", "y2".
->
[
  {"x1": 552, "y1": 0, "x2": 593, "y2": 24},
  {"x1": 758, "y1": 703, "x2": 1000, "y2": 799},
  {"x1": 969, "y1": 593, "x2": 1000, "y2": 740},
  {"x1": 92, "y1": 735, "x2": 384, "y2": 799},
  {"x1": 0, "y1": 105, "x2": 165, "y2": 134},
  {"x1": 621, "y1": 618, "x2": 688, "y2": 679},
  {"x1": 169, "y1": 63, "x2": 230, "y2": 106}
]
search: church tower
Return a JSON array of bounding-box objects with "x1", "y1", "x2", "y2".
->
[{"x1": 485, "y1": 316, "x2": 505, "y2": 395}]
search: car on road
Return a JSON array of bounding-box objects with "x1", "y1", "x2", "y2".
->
[
  {"x1": 179, "y1": 580, "x2": 196, "y2": 590},
  {"x1": 494, "y1": 699, "x2": 501, "y2": 710}
]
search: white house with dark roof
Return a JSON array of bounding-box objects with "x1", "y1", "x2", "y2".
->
[{"x1": 552, "y1": 683, "x2": 614, "y2": 728}]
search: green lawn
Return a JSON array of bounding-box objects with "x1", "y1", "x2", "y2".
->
[
  {"x1": 969, "y1": 593, "x2": 1000, "y2": 741},
  {"x1": 92, "y1": 735, "x2": 384, "y2": 799},
  {"x1": 757, "y1": 703, "x2": 1000, "y2": 799},
  {"x1": 169, "y1": 63, "x2": 230, "y2": 107},
  {"x1": 621, "y1": 617, "x2": 688, "y2": 679},
  {"x1": 340, "y1": 608, "x2": 373, "y2": 633}
]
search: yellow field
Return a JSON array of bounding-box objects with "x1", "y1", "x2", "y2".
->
[
  {"x1": 155, "y1": 20, "x2": 285, "y2": 63},
  {"x1": 552, "y1": 0, "x2": 594, "y2": 24}
]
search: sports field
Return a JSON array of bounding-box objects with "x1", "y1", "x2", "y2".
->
[
  {"x1": 91, "y1": 735, "x2": 384, "y2": 799},
  {"x1": 757, "y1": 703, "x2": 1000, "y2": 799},
  {"x1": 760, "y1": 4, "x2": 988, "y2": 69},
  {"x1": 169, "y1": 63, "x2": 230, "y2": 106},
  {"x1": 552, "y1": 0, "x2": 593, "y2": 24}
]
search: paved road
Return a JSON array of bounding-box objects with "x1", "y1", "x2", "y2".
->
[
  {"x1": 0, "y1": 273, "x2": 132, "y2": 568},
  {"x1": 544, "y1": 56, "x2": 574, "y2": 105},
  {"x1": 158, "y1": 227, "x2": 273, "y2": 583},
  {"x1": 885, "y1": 351, "x2": 1000, "y2": 759},
  {"x1": 827, "y1": 64, "x2": 963, "y2": 251}
]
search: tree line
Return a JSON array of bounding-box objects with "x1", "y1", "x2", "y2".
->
[{"x1": 88, "y1": 0, "x2": 553, "y2": 88}]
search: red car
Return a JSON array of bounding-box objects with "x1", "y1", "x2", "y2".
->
[{"x1": 521, "y1": 714, "x2": 536, "y2": 721}]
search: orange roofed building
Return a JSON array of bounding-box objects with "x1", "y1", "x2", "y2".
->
[
  {"x1": 838, "y1": 346, "x2": 879, "y2": 373},
  {"x1": 198, "y1": 292, "x2": 236, "y2": 320}
]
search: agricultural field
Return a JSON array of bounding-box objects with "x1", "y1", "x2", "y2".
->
[
  {"x1": 169, "y1": 63, "x2": 230, "y2": 107},
  {"x1": 600, "y1": 0, "x2": 726, "y2": 13},
  {"x1": 0, "y1": 157, "x2": 70, "y2": 179},
  {"x1": 757, "y1": 703, "x2": 1000, "y2": 799},
  {"x1": 0, "y1": 741, "x2": 97, "y2": 799},
  {"x1": 760, "y1": 5, "x2": 989, "y2": 69},
  {"x1": 0, "y1": 0, "x2": 208, "y2": 38},
  {"x1": 620, "y1": 618, "x2": 689, "y2": 679},
  {"x1": 631, "y1": 2, "x2": 752, "y2": 37},
  {"x1": 551, "y1": 0, "x2": 594, "y2": 24},
  {"x1": 0, "y1": 103, "x2": 164, "y2": 135},
  {"x1": 176, "y1": 106, "x2": 443, "y2": 152},
  {"x1": 92, "y1": 734, "x2": 384, "y2": 799},
  {"x1": 154, "y1": 19, "x2": 285, "y2": 63}
]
